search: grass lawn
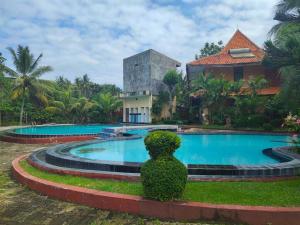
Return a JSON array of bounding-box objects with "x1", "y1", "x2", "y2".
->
[{"x1": 20, "y1": 160, "x2": 300, "y2": 207}]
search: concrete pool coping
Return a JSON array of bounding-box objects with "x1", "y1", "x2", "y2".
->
[
  {"x1": 0, "y1": 123, "x2": 295, "y2": 144},
  {"x1": 27, "y1": 133, "x2": 300, "y2": 178},
  {"x1": 12, "y1": 154, "x2": 300, "y2": 225}
]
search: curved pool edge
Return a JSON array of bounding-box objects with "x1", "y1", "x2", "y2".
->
[
  {"x1": 28, "y1": 136, "x2": 300, "y2": 178},
  {"x1": 0, "y1": 124, "x2": 119, "y2": 144},
  {"x1": 12, "y1": 154, "x2": 300, "y2": 225}
]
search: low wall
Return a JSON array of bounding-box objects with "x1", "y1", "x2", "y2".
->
[
  {"x1": 12, "y1": 155, "x2": 300, "y2": 225},
  {"x1": 0, "y1": 134, "x2": 96, "y2": 144}
]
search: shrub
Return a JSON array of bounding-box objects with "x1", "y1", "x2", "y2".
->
[
  {"x1": 144, "y1": 131, "x2": 180, "y2": 159},
  {"x1": 141, "y1": 156, "x2": 187, "y2": 201},
  {"x1": 262, "y1": 123, "x2": 273, "y2": 131}
]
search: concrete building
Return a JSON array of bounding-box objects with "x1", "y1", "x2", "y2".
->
[{"x1": 122, "y1": 49, "x2": 181, "y2": 123}]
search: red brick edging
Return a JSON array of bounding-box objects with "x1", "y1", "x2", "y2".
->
[
  {"x1": 1, "y1": 135, "x2": 96, "y2": 144},
  {"x1": 12, "y1": 155, "x2": 300, "y2": 225}
]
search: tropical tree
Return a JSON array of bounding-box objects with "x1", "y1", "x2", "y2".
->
[
  {"x1": 0, "y1": 53, "x2": 14, "y2": 126},
  {"x1": 5, "y1": 45, "x2": 52, "y2": 125},
  {"x1": 192, "y1": 74, "x2": 232, "y2": 124},
  {"x1": 94, "y1": 93, "x2": 122, "y2": 122},
  {"x1": 75, "y1": 74, "x2": 92, "y2": 98},
  {"x1": 247, "y1": 76, "x2": 268, "y2": 97},
  {"x1": 264, "y1": 0, "x2": 300, "y2": 113},
  {"x1": 70, "y1": 97, "x2": 96, "y2": 123},
  {"x1": 163, "y1": 70, "x2": 181, "y2": 119},
  {"x1": 56, "y1": 75, "x2": 72, "y2": 89},
  {"x1": 195, "y1": 41, "x2": 224, "y2": 59},
  {"x1": 270, "y1": 0, "x2": 300, "y2": 35}
]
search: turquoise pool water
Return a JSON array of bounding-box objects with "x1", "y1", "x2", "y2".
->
[
  {"x1": 70, "y1": 133, "x2": 291, "y2": 165},
  {"x1": 14, "y1": 125, "x2": 115, "y2": 136}
]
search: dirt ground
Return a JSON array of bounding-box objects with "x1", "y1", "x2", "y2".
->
[{"x1": 0, "y1": 128, "x2": 239, "y2": 225}]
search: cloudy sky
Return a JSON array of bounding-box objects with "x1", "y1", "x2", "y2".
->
[{"x1": 0, "y1": 0, "x2": 278, "y2": 87}]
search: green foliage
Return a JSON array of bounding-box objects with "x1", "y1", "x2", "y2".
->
[
  {"x1": 270, "y1": 0, "x2": 300, "y2": 35},
  {"x1": 20, "y1": 159, "x2": 300, "y2": 207},
  {"x1": 142, "y1": 131, "x2": 187, "y2": 201},
  {"x1": 144, "y1": 131, "x2": 181, "y2": 159},
  {"x1": 163, "y1": 70, "x2": 182, "y2": 119},
  {"x1": 5, "y1": 45, "x2": 52, "y2": 125},
  {"x1": 71, "y1": 97, "x2": 97, "y2": 123},
  {"x1": 265, "y1": 1, "x2": 300, "y2": 114},
  {"x1": 195, "y1": 41, "x2": 224, "y2": 59},
  {"x1": 163, "y1": 70, "x2": 180, "y2": 87},
  {"x1": 94, "y1": 92, "x2": 122, "y2": 122},
  {"x1": 141, "y1": 156, "x2": 187, "y2": 201},
  {"x1": 152, "y1": 91, "x2": 169, "y2": 116},
  {"x1": 192, "y1": 73, "x2": 243, "y2": 125}
]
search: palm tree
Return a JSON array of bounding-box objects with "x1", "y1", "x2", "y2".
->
[
  {"x1": 46, "y1": 87, "x2": 74, "y2": 121},
  {"x1": 6, "y1": 45, "x2": 52, "y2": 125},
  {"x1": 270, "y1": 0, "x2": 300, "y2": 35},
  {"x1": 75, "y1": 74, "x2": 91, "y2": 98},
  {"x1": 95, "y1": 93, "x2": 122, "y2": 122},
  {"x1": 71, "y1": 97, "x2": 96, "y2": 123},
  {"x1": 56, "y1": 75, "x2": 71, "y2": 89},
  {"x1": 247, "y1": 76, "x2": 268, "y2": 97}
]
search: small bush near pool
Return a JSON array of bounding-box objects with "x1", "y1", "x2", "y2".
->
[
  {"x1": 141, "y1": 156, "x2": 187, "y2": 201},
  {"x1": 144, "y1": 131, "x2": 180, "y2": 159},
  {"x1": 141, "y1": 131, "x2": 187, "y2": 201}
]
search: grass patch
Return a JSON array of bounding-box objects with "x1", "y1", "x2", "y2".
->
[{"x1": 20, "y1": 160, "x2": 300, "y2": 207}]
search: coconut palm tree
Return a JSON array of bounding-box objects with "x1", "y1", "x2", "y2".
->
[
  {"x1": 95, "y1": 93, "x2": 122, "y2": 122},
  {"x1": 270, "y1": 0, "x2": 300, "y2": 34},
  {"x1": 75, "y1": 74, "x2": 92, "y2": 98},
  {"x1": 71, "y1": 97, "x2": 96, "y2": 123},
  {"x1": 6, "y1": 45, "x2": 52, "y2": 125}
]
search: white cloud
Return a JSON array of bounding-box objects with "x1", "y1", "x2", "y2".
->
[{"x1": 0, "y1": 0, "x2": 278, "y2": 87}]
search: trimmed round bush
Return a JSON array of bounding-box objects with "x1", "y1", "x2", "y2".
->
[
  {"x1": 144, "y1": 131, "x2": 180, "y2": 159},
  {"x1": 141, "y1": 156, "x2": 187, "y2": 201}
]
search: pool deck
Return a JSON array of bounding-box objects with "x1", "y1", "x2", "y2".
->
[{"x1": 103, "y1": 124, "x2": 179, "y2": 134}]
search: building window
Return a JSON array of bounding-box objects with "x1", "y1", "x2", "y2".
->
[{"x1": 234, "y1": 67, "x2": 244, "y2": 81}]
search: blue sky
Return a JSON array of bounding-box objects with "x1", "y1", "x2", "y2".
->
[{"x1": 0, "y1": 0, "x2": 278, "y2": 87}]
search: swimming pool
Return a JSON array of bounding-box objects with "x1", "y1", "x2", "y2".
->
[
  {"x1": 13, "y1": 124, "x2": 116, "y2": 136},
  {"x1": 69, "y1": 133, "x2": 291, "y2": 165}
]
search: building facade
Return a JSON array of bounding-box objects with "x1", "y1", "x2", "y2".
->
[
  {"x1": 186, "y1": 30, "x2": 280, "y2": 95},
  {"x1": 122, "y1": 49, "x2": 181, "y2": 123}
]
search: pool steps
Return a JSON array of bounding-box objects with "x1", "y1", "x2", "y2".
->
[{"x1": 98, "y1": 125, "x2": 179, "y2": 138}]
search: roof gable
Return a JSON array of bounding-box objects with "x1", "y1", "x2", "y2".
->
[
  {"x1": 221, "y1": 30, "x2": 262, "y2": 54},
  {"x1": 188, "y1": 30, "x2": 265, "y2": 66}
]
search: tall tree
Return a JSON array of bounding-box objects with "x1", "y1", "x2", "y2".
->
[
  {"x1": 270, "y1": 0, "x2": 300, "y2": 35},
  {"x1": 195, "y1": 41, "x2": 224, "y2": 59},
  {"x1": 6, "y1": 45, "x2": 52, "y2": 125},
  {"x1": 75, "y1": 74, "x2": 92, "y2": 98},
  {"x1": 94, "y1": 93, "x2": 122, "y2": 122},
  {"x1": 264, "y1": 0, "x2": 300, "y2": 113},
  {"x1": 163, "y1": 70, "x2": 181, "y2": 119},
  {"x1": 56, "y1": 75, "x2": 72, "y2": 89},
  {"x1": 70, "y1": 97, "x2": 96, "y2": 123}
]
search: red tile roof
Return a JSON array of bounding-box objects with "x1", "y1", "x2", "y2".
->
[
  {"x1": 188, "y1": 30, "x2": 265, "y2": 66},
  {"x1": 256, "y1": 87, "x2": 280, "y2": 95}
]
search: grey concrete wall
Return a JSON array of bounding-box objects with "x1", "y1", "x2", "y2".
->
[
  {"x1": 123, "y1": 51, "x2": 151, "y2": 93},
  {"x1": 149, "y1": 49, "x2": 180, "y2": 95},
  {"x1": 123, "y1": 49, "x2": 181, "y2": 95}
]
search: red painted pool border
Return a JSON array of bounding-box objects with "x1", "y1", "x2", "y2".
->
[
  {"x1": 1, "y1": 134, "x2": 96, "y2": 144},
  {"x1": 12, "y1": 155, "x2": 300, "y2": 225}
]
